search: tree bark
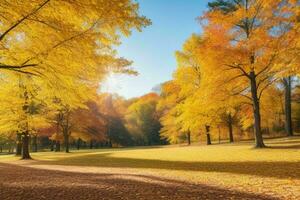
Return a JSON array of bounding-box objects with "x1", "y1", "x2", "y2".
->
[
  {"x1": 50, "y1": 140, "x2": 54, "y2": 151},
  {"x1": 108, "y1": 139, "x2": 112, "y2": 148},
  {"x1": 187, "y1": 131, "x2": 191, "y2": 145},
  {"x1": 249, "y1": 71, "x2": 265, "y2": 148},
  {"x1": 63, "y1": 128, "x2": 70, "y2": 153},
  {"x1": 64, "y1": 136, "x2": 69, "y2": 153},
  {"x1": 55, "y1": 140, "x2": 60, "y2": 152},
  {"x1": 218, "y1": 126, "x2": 221, "y2": 144},
  {"x1": 77, "y1": 138, "x2": 81, "y2": 150},
  {"x1": 283, "y1": 76, "x2": 293, "y2": 136},
  {"x1": 205, "y1": 125, "x2": 212, "y2": 145},
  {"x1": 16, "y1": 133, "x2": 22, "y2": 156},
  {"x1": 22, "y1": 132, "x2": 31, "y2": 159},
  {"x1": 32, "y1": 135, "x2": 37, "y2": 152},
  {"x1": 90, "y1": 140, "x2": 93, "y2": 149},
  {"x1": 228, "y1": 114, "x2": 234, "y2": 143}
]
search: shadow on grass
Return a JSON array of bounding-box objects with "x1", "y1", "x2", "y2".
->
[
  {"x1": 33, "y1": 152, "x2": 300, "y2": 180},
  {"x1": 0, "y1": 162, "x2": 279, "y2": 200},
  {"x1": 267, "y1": 144, "x2": 300, "y2": 149},
  {"x1": 265, "y1": 137, "x2": 300, "y2": 149},
  {"x1": 266, "y1": 140, "x2": 300, "y2": 145}
]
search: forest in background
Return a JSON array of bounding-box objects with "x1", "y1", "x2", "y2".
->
[{"x1": 0, "y1": 0, "x2": 300, "y2": 158}]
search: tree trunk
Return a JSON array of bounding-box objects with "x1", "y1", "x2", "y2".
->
[
  {"x1": 187, "y1": 131, "x2": 191, "y2": 145},
  {"x1": 90, "y1": 140, "x2": 93, "y2": 149},
  {"x1": 218, "y1": 126, "x2": 221, "y2": 144},
  {"x1": 108, "y1": 139, "x2": 112, "y2": 148},
  {"x1": 16, "y1": 133, "x2": 22, "y2": 156},
  {"x1": 32, "y1": 135, "x2": 37, "y2": 152},
  {"x1": 77, "y1": 138, "x2": 81, "y2": 150},
  {"x1": 283, "y1": 76, "x2": 293, "y2": 136},
  {"x1": 50, "y1": 140, "x2": 54, "y2": 151},
  {"x1": 55, "y1": 140, "x2": 60, "y2": 152},
  {"x1": 205, "y1": 125, "x2": 212, "y2": 145},
  {"x1": 22, "y1": 133, "x2": 31, "y2": 159},
  {"x1": 228, "y1": 114, "x2": 234, "y2": 143},
  {"x1": 249, "y1": 71, "x2": 265, "y2": 148},
  {"x1": 63, "y1": 129, "x2": 70, "y2": 153}
]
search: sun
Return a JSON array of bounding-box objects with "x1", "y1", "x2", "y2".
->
[{"x1": 101, "y1": 73, "x2": 122, "y2": 94}]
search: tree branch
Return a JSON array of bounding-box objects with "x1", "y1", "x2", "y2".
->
[
  {"x1": 5, "y1": 68, "x2": 39, "y2": 76},
  {"x1": 0, "y1": 63, "x2": 37, "y2": 69},
  {"x1": 231, "y1": 87, "x2": 252, "y2": 101},
  {"x1": 224, "y1": 73, "x2": 245, "y2": 84},
  {"x1": 22, "y1": 18, "x2": 101, "y2": 66},
  {"x1": 256, "y1": 75, "x2": 270, "y2": 90},
  {"x1": 258, "y1": 78, "x2": 278, "y2": 100},
  {"x1": 224, "y1": 64, "x2": 250, "y2": 78},
  {"x1": 0, "y1": 0, "x2": 50, "y2": 41},
  {"x1": 255, "y1": 53, "x2": 276, "y2": 77}
]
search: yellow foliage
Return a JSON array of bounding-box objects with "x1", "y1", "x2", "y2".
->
[{"x1": 0, "y1": 0, "x2": 150, "y2": 139}]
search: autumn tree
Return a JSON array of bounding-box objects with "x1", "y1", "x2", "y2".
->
[
  {"x1": 126, "y1": 93, "x2": 163, "y2": 146},
  {"x1": 94, "y1": 94, "x2": 133, "y2": 147},
  {"x1": 200, "y1": 0, "x2": 300, "y2": 147},
  {"x1": 159, "y1": 33, "x2": 244, "y2": 145},
  {"x1": 158, "y1": 81, "x2": 187, "y2": 144},
  {"x1": 0, "y1": 0, "x2": 150, "y2": 158},
  {"x1": 293, "y1": 85, "x2": 300, "y2": 132},
  {"x1": 0, "y1": 0, "x2": 150, "y2": 76},
  {"x1": 0, "y1": 74, "x2": 50, "y2": 158},
  {"x1": 158, "y1": 35, "x2": 204, "y2": 145},
  {"x1": 72, "y1": 101, "x2": 107, "y2": 149},
  {"x1": 282, "y1": 76, "x2": 295, "y2": 136}
]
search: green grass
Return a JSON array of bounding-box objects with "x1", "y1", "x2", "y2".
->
[{"x1": 1, "y1": 136, "x2": 300, "y2": 199}]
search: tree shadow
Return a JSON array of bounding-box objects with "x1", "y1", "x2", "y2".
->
[
  {"x1": 267, "y1": 140, "x2": 300, "y2": 145},
  {"x1": 267, "y1": 144, "x2": 300, "y2": 149},
  {"x1": 30, "y1": 152, "x2": 300, "y2": 180},
  {"x1": 265, "y1": 137, "x2": 300, "y2": 149},
  {"x1": 0, "y1": 162, "x2": 279, "y2": 200}
]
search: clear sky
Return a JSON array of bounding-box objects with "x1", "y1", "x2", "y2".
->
[{"x1": 101, "y1": 0, "x2": 209, "y2": 99}]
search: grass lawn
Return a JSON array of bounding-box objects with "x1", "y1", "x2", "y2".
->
[{"x1": 0, "y1": 137, "x2": 300, "y2": 199}]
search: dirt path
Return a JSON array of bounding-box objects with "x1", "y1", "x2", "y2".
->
[{"x1": 0, "y1": 162, "x2": 279, "y2": 200}]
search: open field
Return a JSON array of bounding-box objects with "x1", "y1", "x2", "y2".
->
[{"x1": 0, "y1": 137, "x2": 300, "y2": 200}]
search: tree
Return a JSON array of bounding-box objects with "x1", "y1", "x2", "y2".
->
[
  {"x1": 126, "y1": 93, "x2": 163, "y2": 146},
  {"x1": 200, "y1": 0, "x2": 300, "y2": 147},
  {"x1": 0, "y1": 74, "x2": 49, "y2": 158},
  {"x1": 158, "y1": 35, "x2": 204, "y2": 145},
  {"x1": 71, "y1": 100, "x2": 107, "y2": 149},
  {"x1": 94, "y1": 94, "x2": 133, "y2": 147},
  {"x1": 160, "y1": 34, "x2": 244, "y2": 145},
  {"x1": 0, "y1": 0, "x2": 151, "y2": 158},
  {"x1": 0, "y1": 0, "x2": 150, "y2": 76},
  {"x1": 282, "y1": 76, "x2": 293, "y2": 136},
  {"x1": 293, "y1": 85, "x2": 300, "y2": 132},
  {"x1": 259, "y1": 85, "x2": 285, "y2": 134},
  {"x1": 158, "y1": 81, "x2": 186, "y2": 144}
]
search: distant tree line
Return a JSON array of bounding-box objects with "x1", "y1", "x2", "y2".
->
[{"x1": 0, "y1": 93, "x2": 167, "y2": 154}]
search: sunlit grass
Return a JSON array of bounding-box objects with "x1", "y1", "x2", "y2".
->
[
  {"x1": 1, "y1": 136, "x2": 300, "y2": 199},
  {"x1": 18, "y1": 136, "x2": 300, "y2": 162}
]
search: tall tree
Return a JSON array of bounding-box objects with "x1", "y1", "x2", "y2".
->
[
  {"x1": 201, "y1": 0, "x2": 300, "y2": 147},
  {"x1": 0, "y1": 74, "x2": 49, "y2": 159},
  {"x1": 0, "y1": 0, "x2": 150, "y2": 157},
  {"x1": 126, "y1": 93, "x2": 163, "y2": 146},
  {"x1": 283, "y1": 76, "x2": 293, "y2": 136},
  {"x1": 158, "y1": 81, "x2": 186, "y2": 144}
]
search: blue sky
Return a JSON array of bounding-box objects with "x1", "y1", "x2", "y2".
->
[{"x1": 101, "y1": 0, "x2": 209, "y2": 98}]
